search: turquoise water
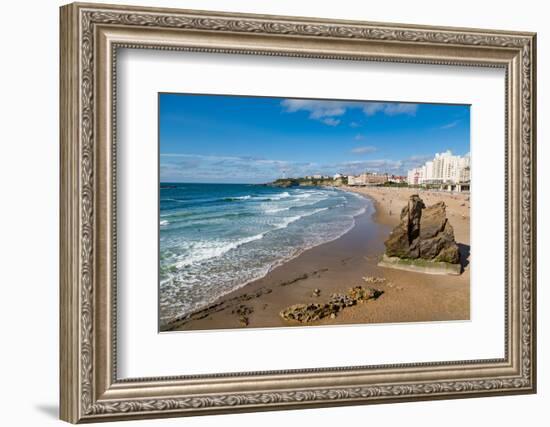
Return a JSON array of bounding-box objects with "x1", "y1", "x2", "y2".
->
[{"x1": 159, "y1": 183, "x2": 369, "y2": 326}]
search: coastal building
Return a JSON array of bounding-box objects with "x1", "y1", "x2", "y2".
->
[
  {"x1": 407, "y1": 167, "x2": 425, "y2": 185},
  {"x1": 407, "y1": 150, "x2": 470, "y2": 191},
  {"x1": 347, "y1": 172, "x2": 389, "y2": 186},
  {"x1": 347, "y1": 175, "x2": 361, "y2": 186},
  {"x1": 459, "y1": 165, "x2": 470, "y2": 182},
  {"x1": 425, "y1": 161, "x2": 434, "y2": 182},
  {"x1": 388, "y1": 175, "x2": 407, "y2": 184}
]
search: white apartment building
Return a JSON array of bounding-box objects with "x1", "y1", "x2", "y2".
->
[
  {"x1": 407, "y1": 150, "x2": 470, "y2": 186},
  {"x1": 407, "y1": 167, "x2": 425, "y2": 185},
  {"x1": 425, "y1": 161, "x2": 433, "y2": 182}
]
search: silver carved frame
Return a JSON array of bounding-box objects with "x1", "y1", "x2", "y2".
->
[{"x1": 59, "y1": 2, "x2": 537, "y2": 423}]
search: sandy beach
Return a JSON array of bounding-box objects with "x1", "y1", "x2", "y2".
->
[{"x1": 164, "y1": 186, "x2": 470, "y2": 332}]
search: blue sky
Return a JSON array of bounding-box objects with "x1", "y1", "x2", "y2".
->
[{"x1": 159, "y1": 93, "x2": 470, "y2": 183}]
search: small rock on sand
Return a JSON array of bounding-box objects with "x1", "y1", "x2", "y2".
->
[{"x1": 280, "y1": 285, "x2": 384, "y2": 323}]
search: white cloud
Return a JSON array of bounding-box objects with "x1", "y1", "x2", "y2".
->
[
  {"x1": 321, "y1": 118, "x2": 341, "y2": 126},
  {"x1": 281, "y1": 99, "x2": 419, "y2": 126},
  {"x1": 400, "y1": 154, "x2": 433, "y2": 170},
  {"x1": 439, "y1": 120, "x2": 460, "y2": 129},
  {"x1": 161, "y1": 153, "x2": 319, "y2": 183},
  {"x1": 351, "y1": 146, "x2": 377, "y2": 154},
  {"x1": 361, "y1": 103, "x2": 384, "y2": 115},
  {"x1": 280, "y1": 99, "x2": 349, "y2": 119},
  {"x1": 160, "y1": 151, "x2": 431, "y2": 183},
  {"x1": 379, "y1": 103, "x2": 418, "y2": 116},
  {"x1": 337, "y1": 159, "x2": 404, "y2": 175}
]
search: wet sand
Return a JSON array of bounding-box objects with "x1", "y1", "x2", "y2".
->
[{"x1": 164, "y1": 186, "x2": 470, "y2": 332}]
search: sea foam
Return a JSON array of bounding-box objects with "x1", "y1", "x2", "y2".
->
[{"x1": 159, "y1": 184, "x2": 370, "y2": 325}]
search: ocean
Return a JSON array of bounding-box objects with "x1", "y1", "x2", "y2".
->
[{"x1": 159, "y1": 183, "x2": 370, "y2": 326}]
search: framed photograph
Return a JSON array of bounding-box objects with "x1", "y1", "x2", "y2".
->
[{"x1": 60, "y1": 2, "x2": 537, "y2": 423}]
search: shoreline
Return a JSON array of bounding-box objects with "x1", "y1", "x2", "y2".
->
[
  {"x1": 160, "y1": 187, "x2": 368, "y2": 329},
  {"x1": 163, "y1": 185, "x2": 470, "y2": 332}
]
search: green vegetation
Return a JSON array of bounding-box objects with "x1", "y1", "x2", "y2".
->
[{"x1": 381, "y1": 181, "x2": 409, "y2": 188}]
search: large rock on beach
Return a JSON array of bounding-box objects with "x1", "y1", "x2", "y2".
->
[{"x1": 384, "y1": 195, "x2": 460, "y2": 264}]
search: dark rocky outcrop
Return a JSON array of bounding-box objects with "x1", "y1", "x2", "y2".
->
[
  {"x1": 231, "y1": 305, "x2": 254, "y2": 326},
  {"x1": 268, "y1": 178, "x2": 300, "y2": 188},
  {"x1": 266, "y1": 177, "x2": 346, "y2": 188},
  {"x1": 384, "y1": 195, "x2": 460, "y2": 264}
]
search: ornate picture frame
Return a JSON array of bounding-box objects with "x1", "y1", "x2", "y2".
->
[{"x1": 60, "y1": 2, "x2": 536, "y2": 423}]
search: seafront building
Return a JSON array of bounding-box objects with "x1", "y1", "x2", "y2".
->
[
  {"x1": 407, "y1": 150, "x2": 470, "y2": 191},
  {"x1": 301, "y1": 151, "x2": 469, "y2": 191},
  {"x1": 347, "y1": 172, "x2": 406, "y2": 186},
  {"x1": 348, "y1": 172, "x2": 387, "y2": 186}
]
